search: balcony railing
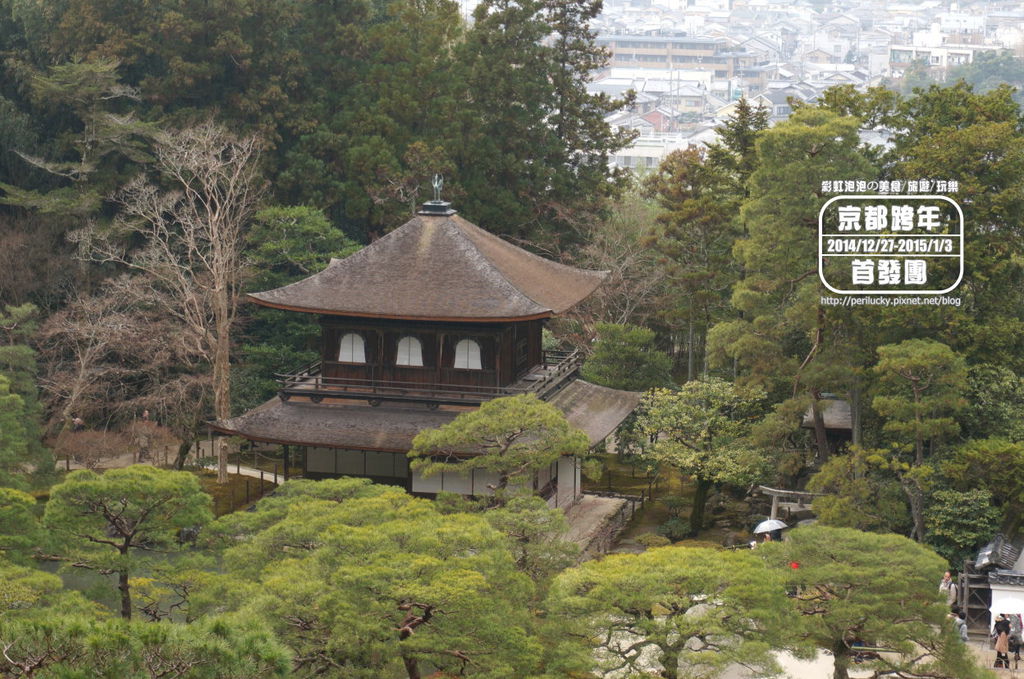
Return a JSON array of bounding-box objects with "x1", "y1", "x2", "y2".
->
[{"x1": 275, "y1": 349, "x2": 583, "y2": 407}]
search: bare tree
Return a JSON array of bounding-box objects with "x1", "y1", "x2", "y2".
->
[
  {"x1": 38, "y1": 280, "x2": 202, "y2": 424},
  {"x1": 556, "y1": 192, "x2": 667, "y2": 346},
  {"x1": 72, "y1": 121, "x2": 263, "y2": 482},
  {"x1": 51, "y1": 430, "x2": 133, "y2": 470}
]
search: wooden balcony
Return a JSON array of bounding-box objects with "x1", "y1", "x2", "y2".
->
[{"x1": 275, "y1": 350, "x2": 583, "y2": 407}]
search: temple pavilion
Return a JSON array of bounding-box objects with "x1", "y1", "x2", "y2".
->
[{"x1": 212, "y1": 200, "x2": 640, "y2": 509}]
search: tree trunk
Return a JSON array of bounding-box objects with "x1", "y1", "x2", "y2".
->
[
  {"x1": 213, "y1": 299, "x2": 232, "y2": 484},
  {"x1": 687, "y1": 321, "x2": 694, "y2": 382},
  {"x1": 119, "y1": 569, "x2": 132, "y2": 620},
  {"x1": 831, "y1": 639, "x2": 850, "y2": 679},
  {"x1": 402, "y1": 654, "x2": 421, "y2": 679},
  {"x1": 212, "y1": 310, "x2": 231, "y2": 421},
  {"x1": 217, "y1": 438, "x2": 229, "y2": 485},
  {"x1": 902, "y1": 476, "x2": 927, "y2": 542},
  {"x1": 850, "y1": 383, "x2": 862, "y2": 448},
  {"x1": 689, "y1": 477, "x2": 713, "y2": 537},
  {"x1": 173, "y1": 438, "x2": 193, "y2": 470},
  {"x1": 810, "y1": 391, "x2": 830, "y2": 462}
]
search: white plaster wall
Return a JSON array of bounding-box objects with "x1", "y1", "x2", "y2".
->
[
  {"x1": 557, "y1": 456, "x2": 578, "y2": 508},
  {"x1": 990, "y1": 583, "x2": 1024, "y2": 632},
  {"x1": 440, "y1": 470, "x2": 472, "y2": 495},
  {"x1": 306, "y1": 447, "x2": 335, "y2": 474},
  {"x1": 575, "y1": 457, "x2": 582, "y2": 498},
  {"x1": 537, "y1": 463, "x2": 552, "y2": 489},
  {"x1": 336, "y1": 450, "x2": 363, "y2": 475},
  {"x1": 364, "y1": 451, "x2": 395, "y2": 477},
  {"x1": 411, "y1": 468, "x2": 442, "y2": 493},
  {"x1": 471, "y1": 469, "x2": 499, "y2": 496},
  {"x1": 409, "y1": 468, "x2": 474, "y2": 494}
]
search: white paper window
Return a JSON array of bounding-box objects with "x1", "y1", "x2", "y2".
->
[
  {"x1": 396, "y1": 336, "x2": 423, "y2": 366},
  {"x1": 454, "y1": 339, "x2": 482, "y2": 370},
  {"x1": 338, "y1": 333, "x2": 365, "y2": 363}
]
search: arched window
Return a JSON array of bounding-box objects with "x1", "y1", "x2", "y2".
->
[
  {"x1": 454, "y1": 339, "x2": 482, "y2": 370},
  {"x1": 338, "y1": 333, "x2": 365, "y2": 363},
  {"x1": 395, "y1": 336, "x2": 424, "y2": 367}
]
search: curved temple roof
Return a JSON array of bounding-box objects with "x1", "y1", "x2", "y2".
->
[
  {"x1": 248, "y1": 214, "x2": 608, "y2": 321},
  {"x1": 211, "y1": 380, "x2": 641, "y2": 452}
]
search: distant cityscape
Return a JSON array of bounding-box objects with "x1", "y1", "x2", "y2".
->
[{"x1": 569, "y1": 0, "x2": 1024, "y2": 169}]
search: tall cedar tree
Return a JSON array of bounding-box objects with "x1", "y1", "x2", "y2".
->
[
  {"x1": 894, "y1": 84, "x2": 1024, "y2": 371},
  {"x1": 458, "y1": 0, "x2": 635, "y2": 244},
  {"x1": 0, "y1": 304, "x2": 50, "y2": 485},
  {"x1": 644, "y1": 99, "x2": 768, "y2": 379},
  {"x1": 1, "y1": 0, "x2": 630, "y2": 248},
  {"x1": 581, "y1": 322, "x2": 673, "y2": 391},
  {"x1": 708, "y1": 109, "x2": 877, "y2": 460}
]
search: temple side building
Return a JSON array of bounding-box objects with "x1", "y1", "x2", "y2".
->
[{"x1": 212, "y1": 200, "x2": 640, "y2": 509}]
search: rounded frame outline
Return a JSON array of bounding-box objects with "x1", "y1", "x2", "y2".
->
[{"x1": 817, "y1": 194, "x2": 964, "y2": 295}]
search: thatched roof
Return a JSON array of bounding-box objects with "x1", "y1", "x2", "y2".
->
[
  {"x1": 248, "y1": 214, "x2": 607, "y2": 321},
  {"x1": 211, "y1": 380, "x2": 640, "y2": 451},
  {"x1": 545, "y1": 380, "x2": 642, "y2": 446}
]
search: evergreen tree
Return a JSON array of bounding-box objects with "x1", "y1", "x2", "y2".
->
[
  {"x1": 948, "y1": 49, "x2": 1024, "y2": 106},
  {"x1": 581, "y1": 322, "x2": 673, "y2": 390},
  {"x1": 457, "y1": 0, "x2": 634, "y2": 243},
  {"x1": 234, "y1": 206, "x2": 361, "y2": 412},
  {"x1": 409, "y1": 394, "x2": 589, "y2": 501},
  {"x1": 208, "y1": 481, "x2": 544, "y2": 678},
  {"x1": 0, "y1": 304, "x2": 50, "y2": 484},
  {"x1": 761, "y1": 525, "x2": 985, "y2": 679},
  {"x1": 871, "y1": 339, "x2": 967, "y2": 542},
  {"x1": 626, "y1": 379, "x2": 768, "y2": 537},
  {"x1": 708, "y1": 109, "x2": 877, "y2": 459},
  {"x1": 546, "y1": 546, "x2": 793, "y2": 678},
  {"x1": 893, "y1": 84, "x2": 1024, "y2": 370},
  {"x1": 644, "y1": 149, "x2": 740, "y2": 379},
  {"x1": 643, "y1": 99, "x2": 768, "y2": 379},
  {"x1": 43, "y1": 465, "x2": 214, "y2": 620},
  {"x1": 707, "y1": 96, "x2": 770, "y2": 188}
]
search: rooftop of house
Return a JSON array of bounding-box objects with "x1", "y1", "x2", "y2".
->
[{"x1": 248, "y1": 211, "x2": 608, "y2": 322}]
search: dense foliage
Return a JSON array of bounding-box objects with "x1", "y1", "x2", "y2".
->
[{"x1": 0, "y1": 0, "x2": 1020, "y2": 675}]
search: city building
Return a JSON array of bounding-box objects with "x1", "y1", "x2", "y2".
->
[{"x1": 596, "y1": 33, "x2": 759, "y2": 79}]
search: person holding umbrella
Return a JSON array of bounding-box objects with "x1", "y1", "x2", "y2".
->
[{"x1": 752, "y1": 518, "x2": 788, "y2": 547}]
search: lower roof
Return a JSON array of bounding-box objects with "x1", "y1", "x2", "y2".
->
[{"x1": 211, "y1": 380, "x2": 640, "y2": 452}]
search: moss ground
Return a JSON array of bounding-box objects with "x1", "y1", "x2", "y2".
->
[
  {"x1": 584, "y1": 453, "x2": 746, "y2": 549},
  {"x1": 193, "y1": 469, "x2": 276, "y2": 516}
]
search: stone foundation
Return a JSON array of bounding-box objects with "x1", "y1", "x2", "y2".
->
[{"x1": 565, "y1": 492, "x2": 641, "y2": 561}]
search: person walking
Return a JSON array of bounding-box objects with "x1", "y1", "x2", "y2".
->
[
  {"x1": 948, "y1": 610, "x2": 968, "y2": 643},
  {"x1": 939, "y1": 570, "x2": 958, "y2": 608},
  {"x1": 994, "y1": 614, "x2": 1012, "y2": 668}
]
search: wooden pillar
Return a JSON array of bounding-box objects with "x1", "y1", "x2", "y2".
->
[
  {"x1": 437, "y1": 332, "x2": 444, "y2": 385},
  {"x1": 283, "y1": 445, "x2": 290, "y2": 481}
]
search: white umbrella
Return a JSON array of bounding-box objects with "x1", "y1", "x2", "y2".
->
[{"x1": 753, "y1": 519, "x2": 788, "y2": 534}]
